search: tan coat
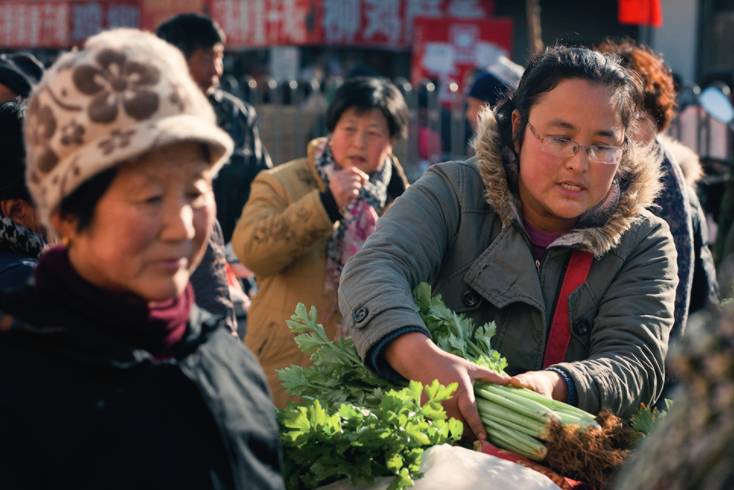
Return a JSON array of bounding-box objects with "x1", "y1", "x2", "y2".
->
[{"x1": 232, "y1": 138, "x2": 407, "y2": 406}]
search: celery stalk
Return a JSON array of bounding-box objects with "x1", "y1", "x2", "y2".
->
[
  {"x1": 476, "y1": 385, "x2": 560, "y2": 424},
  {"x1": 477, "y1": 399, "x2": 551, "y2": 441},
  {"x1": 485, "y1": 419, "x2": 548, "y2": 461}
]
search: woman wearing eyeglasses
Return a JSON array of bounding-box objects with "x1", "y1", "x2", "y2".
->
[{"x1": 338, "y1": 46, "x2": 677, "y2": 442}]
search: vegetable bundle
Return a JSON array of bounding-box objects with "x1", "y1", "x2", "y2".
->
[{"x1": 414, "y1": 283, "x2": 634, "y2": 488}]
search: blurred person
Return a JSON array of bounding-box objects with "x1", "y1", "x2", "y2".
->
[
  {"x1": 613, "y1": 306, "x2": 734, "y2": 489},
  {"x1": 0, "y1": 52, "x2": 44, "y2": 102},
  {"x1": 598, "y1": 39, "x2": 719, "y2": 333},
  {"x1": 0, "y1": 29, "x2": 283, "y2": 489},
  {"x1": 156, "y1": 13, "x2": 272, "y2": 243},
  {"x1": 338, "y1": 47, "x2": 677, "y2": 439},
  {"x1": 0, "y1": 101, "x2": 45, "y2": 288},
  {"x1": 465, "y1": 70, "x2": 513, "y2": 132},
  {"x1": 232, "y1": 77, "x2": 410, "y2": 406}
]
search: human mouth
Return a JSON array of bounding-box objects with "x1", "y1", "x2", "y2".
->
[
  {"x1": 153, "y1": 257, "x2": 188, "y2": 272},
  {"x1": 348, "y1": 156, "x2": 366, "y2": 165},
  {"x1": 558, "y1": 181, "x2": 585, "y2": 193}
]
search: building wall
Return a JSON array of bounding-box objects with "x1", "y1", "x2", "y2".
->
[{"x1": 651, "y1": 0, "x2": 699, "y2": 84}]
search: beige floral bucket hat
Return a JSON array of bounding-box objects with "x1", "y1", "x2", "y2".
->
[{"x1": 24, "y1": 28, "x2": 233, "y2": 225}]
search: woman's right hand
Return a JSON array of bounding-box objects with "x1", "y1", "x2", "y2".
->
[
  {"x1": 327, "y1": 167, "x2": 368, "y2": 211},
  {"x1": 384, "y1": 332, "x2": 510, "y2": 441}
]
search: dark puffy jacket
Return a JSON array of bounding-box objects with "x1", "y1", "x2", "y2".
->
[
  {"x1": 0, "y1": 249, "x2": 35, "y2": 290},
  {"x1": 0, "y1": 301, "x2": 284, "y2": 489},
  {"x1": 209, "y1": 89, "x2": 272, "y2": 243}
]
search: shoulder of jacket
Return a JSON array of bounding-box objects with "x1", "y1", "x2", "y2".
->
[
  {"x1": 209, "y1": 89, "x2": 256, "y2": 117},
  {"x1": 612, "y1": 208, "x2": 674, "y2": 257}
]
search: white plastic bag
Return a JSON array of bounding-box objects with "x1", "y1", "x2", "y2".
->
[{"x1": 317, "y1": 444, "x2": 561, "y2": 490}]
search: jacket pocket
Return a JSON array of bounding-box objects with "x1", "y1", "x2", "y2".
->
[{"x1": 566, "y1": 283, "x2": 598, "y2": 361}]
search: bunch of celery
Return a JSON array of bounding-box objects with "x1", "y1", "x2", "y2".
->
[{"x1": 413, "y1": 283, "x2": 600, "y2": 461}]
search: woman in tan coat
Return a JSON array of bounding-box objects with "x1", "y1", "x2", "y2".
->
[{"x1": 232, "y1": 77, "x2": 409, "y2": 406}]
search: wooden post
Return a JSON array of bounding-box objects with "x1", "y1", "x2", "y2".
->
[{"x1": 526, "y1": 0, "x2": 544, "y2": 57}]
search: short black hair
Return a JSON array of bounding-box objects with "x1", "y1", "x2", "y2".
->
[
  {"x1": 155, "y1": 13, "x2": 225, "y2": 58},
  {"x1": 58, "y1": 166, "x2": 118, "y2": 232},
  {"x1": 325, "y1": 77, "x2": 409, "y2": 140}
]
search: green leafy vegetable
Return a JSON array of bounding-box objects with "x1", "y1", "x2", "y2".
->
[
  {"x1": 279, "y1": 380, "x2": 463, "y2": 490},
  {"x1": 277, "y1": 303, "x2": 395, "y2": 408},
  {"x1": 414, "y1": 282, "x2": 507, "y2": 373}
]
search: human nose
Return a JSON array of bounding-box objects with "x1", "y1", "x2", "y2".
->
[
  {"x1": 352, "y1": 130, "x2": 367, "y2": 149},
  {"x1": 565, "y1": 143, "x2": 590, "y2": 171},
  {"x1": 161, "y1": 199, "x2": 196, "y2": 241}
]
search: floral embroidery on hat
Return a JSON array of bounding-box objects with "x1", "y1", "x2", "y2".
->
[
  {"x1": 72, "y1": 49, "x2": 161, "y2": 124},
  {"x1": 98, "y1": 128, "x2": 136, "y2": 155},
  {"x1": 27, "y1": 96, "x2": 59, "y2": 173},
  {"x1": 60, "y1": 121, "x2": 85, "y2": 146}
]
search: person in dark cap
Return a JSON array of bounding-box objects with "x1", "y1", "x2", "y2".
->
[
  {"x1": 465, "y1": 71, "x2": 512, "y2": 131},
  {"x1": 0, "y1": 101, "x2": 45, "y2": 288},
  {"x1": 0, "y1": 52, "x2": 43, "y2": 102}
]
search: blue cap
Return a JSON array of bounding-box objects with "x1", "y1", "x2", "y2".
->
[{"x1": 467, "y1": 72, "x2": 510, "y2": 107}]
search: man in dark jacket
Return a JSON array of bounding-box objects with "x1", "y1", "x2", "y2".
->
[
  {"x1": 0, "y1": 101, "x2": 45, "y2": 289},
  {"x1": 156, "y1": 13, "x2": 272, "y2": 243}
]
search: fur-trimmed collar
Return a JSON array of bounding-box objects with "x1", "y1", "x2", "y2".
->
[{"x1": 472, "y1": 107, "x2": 663, "y2": 257}]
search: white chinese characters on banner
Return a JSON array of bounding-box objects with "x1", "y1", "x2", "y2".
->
[
  {"x1": 404, "y1": 0, "x2": 443, "y2": 43},
  {"x1": 363, "y1": 0, "x2": 401, "y2": 45},
  {"x1": 323, "y1": 0, "x2": 361, "y2": 43},
  {"x1": 0, "y1": 2, "x2": 69, "y2": 47},
  {"x1": 280, "y1": 0, "x2": 307, "y2": 44},
  {"x1": 447, "y1": 0, "x2": 484, "y2": 18}
]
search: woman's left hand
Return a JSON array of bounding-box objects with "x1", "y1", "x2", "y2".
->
[{"x1": 512, "y1": 370, "x2": 567, "y2": 401}]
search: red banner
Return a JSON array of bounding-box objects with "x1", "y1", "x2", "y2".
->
[
  {"x1": 618, "y1": 0, "x2": 662, "y2": 28},
  {"x1": 211, "y1": 0, "x2": 495, "y2": 48},
  {"x1": 411, "y1": 16, "x2": 513, "y2": 94},
  {"x1": 0, "y1": 2, "x2": 71, "y2": 48},
  {"x1": 0, "y1": 0, "x2": 498, "y2": 48},
  {"x1": 70, "y1": 1, "x2": 140, "y2": 44}
]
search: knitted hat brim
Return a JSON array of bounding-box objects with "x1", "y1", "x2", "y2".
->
[{"x1": 33, "y1": 113, "x2": 233, "y2": 225}]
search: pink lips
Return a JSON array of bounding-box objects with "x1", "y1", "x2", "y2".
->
[
  {"x1": 557, "y1": 181, "x2": 586, "y2": 196},
  {"x1": 153, "y1": 257, "x2": 187, "y2": 272}
]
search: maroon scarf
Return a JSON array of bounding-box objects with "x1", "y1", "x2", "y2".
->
[{"x1": 33, "y1": 246, "x2": 191, "y2": 357}]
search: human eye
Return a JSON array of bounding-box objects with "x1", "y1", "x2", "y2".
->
[
  {"x1": 590, "y1": 144, "x2": 621, "y2": 162},
  {"x1": 548, "y1": 135, "x2": 572, "y2": 145},
  {"x1": 140, "y1": 194, "x2": 163, "y2": 205}
]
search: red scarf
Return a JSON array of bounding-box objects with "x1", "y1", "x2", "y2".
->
[{"x1": 33, "y1": 246, "x2": 191, "y2": 357}]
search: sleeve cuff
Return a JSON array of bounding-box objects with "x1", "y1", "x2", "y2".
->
[
  {"x1": 546, "y1": 366, "x2": 578, "y2": 406},
  {"x1": 319, "y1": 188, "x2": 342, "y2": 223},
  {"x1": 366, "y1": 326, "x2": 429, "y2": 383}
]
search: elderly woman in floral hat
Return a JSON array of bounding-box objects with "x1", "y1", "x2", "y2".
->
[{"x1": 0, "y1": 29, "x2": 283, "y2": 490}]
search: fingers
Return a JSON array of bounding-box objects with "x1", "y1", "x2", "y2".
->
[
  {"x1": 470, "y1": 365, "x2": 511, "y2": 386},
  {"x1": 345, "y1": 166, "x2": 369, "y2": 184},
  {"x1": 455, "y1": 379, "x2": 486, "y2": 441}
]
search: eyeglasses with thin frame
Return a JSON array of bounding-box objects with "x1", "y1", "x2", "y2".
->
[{"x1": 526, "y1": 122, "x2": 624, "y2": 165}]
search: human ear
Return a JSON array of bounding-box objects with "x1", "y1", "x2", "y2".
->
[{"x1": 49, "y1": 212, "x2": 79, "y2": 247}]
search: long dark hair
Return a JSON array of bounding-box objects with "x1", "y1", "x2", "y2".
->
[{"x1": 495, "y1": 46, "x2": 642, "y2": 153}]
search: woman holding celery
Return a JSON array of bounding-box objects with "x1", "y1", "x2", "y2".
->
[{"x1": 338, "y1": 46, "x2": 677, "y2": 443}]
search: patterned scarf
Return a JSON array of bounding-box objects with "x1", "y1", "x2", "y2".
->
[
  {"x1": 315, "y1": 139, "x2": 392, "y2": 294},
  {"x1": 0, "y1": 215, "x2": 45, "y2": 258}
]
